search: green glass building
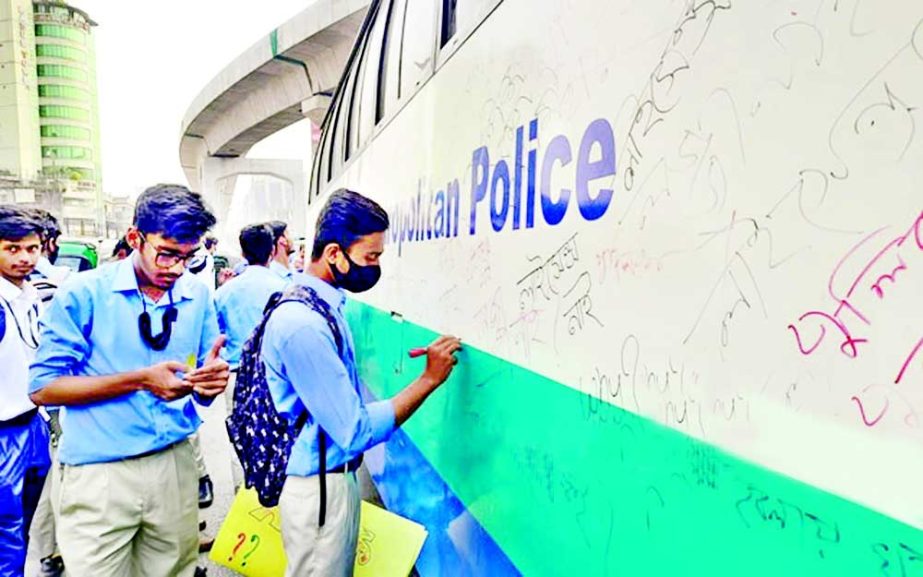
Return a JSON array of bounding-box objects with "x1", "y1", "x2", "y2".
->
[{"x1": 33, "y1": 0, "x2": 102, "y2": 236}]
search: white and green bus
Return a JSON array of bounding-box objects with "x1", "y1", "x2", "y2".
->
[{"x1": 309, "y1": 1, "x2": 923, "y2": 574}]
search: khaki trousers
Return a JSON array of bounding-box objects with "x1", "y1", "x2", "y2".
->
[
  {"x1": 29, "y1": 442, "x2": 58, "y2": 560},
  {"x1": 224, "y1": 373, "x2": 243, "y2": 490},
  {"x1": 30, "y1": 409, "x2": 62, "y2": 561},
  {"x1": 188, "y1": 434, "x2": 208, "y2": 479},
  {"x1": 280, "y1": 472, "x2": 360, "y2": 577},
  {"x1": 54, "y1": 440, "x2": 199, "y2": 577}
]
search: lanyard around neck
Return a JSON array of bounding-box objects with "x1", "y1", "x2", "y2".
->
[{"x1": 138, "y1": 289, "x2": 178, "y2": 351}]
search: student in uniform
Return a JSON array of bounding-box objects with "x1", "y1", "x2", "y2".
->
[
  {"x1": 29, "y1": 184, "x2": 230, "y2": 577},
  {"x1": 215, "y1": 222, "x2": 288, "y2": 489},
  {"x1": 261, "y1": 190, "x2": 461, "y2": 576},
  {"x1": 0, "y1": 206, "x2": 50, "y2": 577},
  {"x1": 216, "y1": 223, "x2": 289, "y2": 369},
  {"x1": 267, "y1": 220, "x2": 295, "y2": 282},
  {"x1": 26, "y1": 210, "x2": 68, "y2": 577},
  {"x1": 29, "y1": 210, "x2": 69, "y2": 284}
]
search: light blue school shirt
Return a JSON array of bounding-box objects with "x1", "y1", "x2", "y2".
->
[
  {"x1": 269, "y1": 260, "x2": 293, "y2": 282},
  {"x1": 261, "y1": 273, "x2": 395, "y2": 477},
  {"x1": 29, "y1": 257, "x2": 220, "y2": 465},
  {"x1": 214, "y1": 265, "x2": 288, "y2": 368}
]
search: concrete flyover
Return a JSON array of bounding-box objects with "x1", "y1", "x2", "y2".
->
[{"x1": 179, "y1": 0, "x2": 369, "y2": 233}]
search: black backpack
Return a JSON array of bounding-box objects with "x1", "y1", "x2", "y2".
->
[{"x1": 226, "y1": 284, "x2": 343, "y2": 524}]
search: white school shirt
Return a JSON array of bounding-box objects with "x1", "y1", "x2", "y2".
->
[{"x1": 0, "y1": 276, "x2": 41, "y2": 421}]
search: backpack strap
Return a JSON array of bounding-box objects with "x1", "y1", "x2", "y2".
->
[
  {"x1": 257, "y1": 284, "x2": 346, "y2": 527},
  {"x1": 251, "y1": 286, "x2": 345, "y2": 365},
  {"x1": 292, "y1": 285, "x2": 344, "y2": 528},
  {"x1": 318, "y1": 422, "x2": 328, "y2": 527}
]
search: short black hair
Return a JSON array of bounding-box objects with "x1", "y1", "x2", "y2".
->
[
  {"x1": 312, "y1": 189, "x2": 389, "y2": 260},
  {"x1": 0, "y1": 205, "x2": 45, "y2": 242},
  {"x1": 204, "y1": 236, "x2": 218, "y2": 250},
  {"x1": 30, "y1": 208, "x2": 61, "y2": 241},
  {"x1": 112, "y1": 235, "x2": 132, "y2": 257},
  {"x1": 266, "y1": 221, "x2": 288, "y2": 243},
  {"x1": 134, "y1": 184, "x2": 216, "y2": 244},
  {"x1": 239, "y1": 223, "x2": 274, "y2": 265}
]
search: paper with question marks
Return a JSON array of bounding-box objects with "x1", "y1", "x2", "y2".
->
[
  {"x1": 211, "y1": 488, "x2": 427, "y2": 577},
  {"x1": 210, "y1": 488, "x2": 286, "y2": 576},
  {"x1": 354, "y1": 501, "x2": 427, "y2": 577}
]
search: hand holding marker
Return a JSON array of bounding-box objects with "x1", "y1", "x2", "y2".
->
[
  {"x1": 388, "y1": 316, "x2": 463, "y2": 427},
  {"x1": 409, "y1": 345, "x2": 462, "y2": 361},
  {"x1": 390, "y1": 312, "x2": 462, "y2": 379},
  {"x1": 409, "y1": 337, "x2": 462, "y2": 367},
  {"x1": 408, "y1": 340, "x2": 463, "y2": 362}
]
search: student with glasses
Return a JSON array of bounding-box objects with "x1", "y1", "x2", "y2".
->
[
  {"x1": 29, "y1": 184, "x2": 230, "y2": 577},
  {"x1": 137, "y1": 231, "x2": 219, "y2": 524},
  {"x1": 0, "y1": 205, "x2": 51, "y2": 577}
]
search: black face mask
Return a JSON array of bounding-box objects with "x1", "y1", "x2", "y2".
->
[
  {"x1": 331, "y1": 249, "x2": 381, "y2": 293},
  {"x1": 138, "y1": 291, "x2": 178, "y2": 351}
]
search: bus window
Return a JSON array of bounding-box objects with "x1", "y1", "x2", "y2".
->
[
  {"x1": 318, "y1": 108, "x2": 332, "y2": 186},
  {"x1": 441, "y1": 0, "x2": 495, "y2": 48},
  {"x1": 377, "y1": 0, "x2": 404, "y2": 122},
  {"x1": 346, "y1": 43, "x2": 364, "y2": 162},
  {"x1": 441, "y1": 0, "x2": 457, "y2": 46},
  {"x1": 357, "y1": 1, "x2": 387, "y2": 146},
  {"x1": 332, "y1": 58, "x2": 358, "y2": 174},
  {"x1": 349, "y1": 0, "x2": 387, "y2": 158},
  {"x1": 399, "y1": 0, "x2": 436, "y2": 99},
  {"x1": 310, "y1": 123, "x2": 325, "y2": 200},
  {"x1": 314, "y1": 63, "x2": 349, "y2": 192}
]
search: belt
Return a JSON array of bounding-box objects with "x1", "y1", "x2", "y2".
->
[{"x1": 0, "y1": 408, "x2": 38, "y2": 429}]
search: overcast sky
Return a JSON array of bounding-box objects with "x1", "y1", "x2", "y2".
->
[{"x1": 79, "y1": 1, "x2": 314, "y2": 198}]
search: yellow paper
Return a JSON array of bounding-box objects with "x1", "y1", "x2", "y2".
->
[
  {"x1": 354, "y1": 501, "x2": 428, "y2": 577},
  {"x1": 211, "y1": 489, "x2": 427, "y2": 577},
  {"x1": 210, "y1": 488, "x2": 287, "y2": 577},
  {"x1": 186, "y1": 353, "x2": 197, "y2": 370}
]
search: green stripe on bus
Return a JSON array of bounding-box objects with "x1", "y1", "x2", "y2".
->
[{"x1": 346, "y1": 300, "x2": 921, "y2": 576}]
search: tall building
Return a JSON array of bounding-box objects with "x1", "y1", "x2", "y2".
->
[
  {"x1": 0, "y1": 0, "x2": 102, "y2": 237},
  {"x1": 0, "y1": 0, "x2": 42, "y2": 180},
  {"x1": 33, "y1": 0, "x2": 101, "y2": 236}
]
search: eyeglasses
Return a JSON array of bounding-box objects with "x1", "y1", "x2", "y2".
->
[{"x1": 140, "y1": 235, "x2": 200, "y2": 269}]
